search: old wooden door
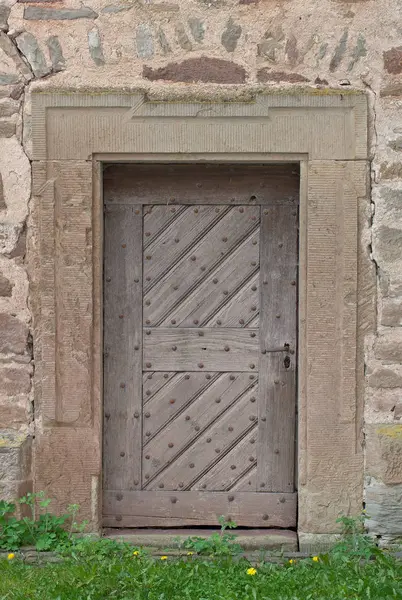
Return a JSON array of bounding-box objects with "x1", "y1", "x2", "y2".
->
[{"x1": 103, "y1": 164, "x2": 299, "y2": 528}]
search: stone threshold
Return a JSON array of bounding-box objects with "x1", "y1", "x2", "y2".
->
[
  {"x1": 2, "y1": 544, "x2": 401, "y2": 565},
  {"x1": 103, "y1": 528, "x2": 298, "y2": 553},
  {"x1": 0, "y1": 549, "x2": 63, "y2": 564}
]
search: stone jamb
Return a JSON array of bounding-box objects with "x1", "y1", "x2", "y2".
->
[{"x1": 31, "y1": 89, "x2": 369, "y2": 536}]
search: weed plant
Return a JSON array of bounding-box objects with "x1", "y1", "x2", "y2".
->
[{"x1": 0, "y1": 497, "x2": 401, "y2": 600}]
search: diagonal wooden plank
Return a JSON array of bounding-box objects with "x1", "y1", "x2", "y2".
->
[
  {"x1": 160, "y1": 230, "x2": 259, "y2": 327},
  {"x1": 204, "y1": 272, "x2": 260, "y2": 328},
  {"x1": 193, "y1": 429, "x2": 257, "y2": 491},
  {"x1": 143, "y1": 372, "x2": 176, "y2": 402},
  {"x1": 142, "y1": 372, "x2": 219, "y2": 444},
  {"x1": 144, "y1": 206, "x2": 228, "y2": 291},
  {"x1": 143, "y1": 206, "x2": 259, "y2": 326},
  {"x1": 229, "y1": 466, "x2": 257, "y2": 492},
  {"x1": 143, "y1": 205, "x2": 186, "y2": 249},
  {"x1": 246, "y1": 314, "x2": 259, "y2": 328},
  {"x1": 142, "y1": 373, "x2": 256, "y2": 486},
  {"x1": 148, "y1": 386, "x2": 258, "y2": 491}
]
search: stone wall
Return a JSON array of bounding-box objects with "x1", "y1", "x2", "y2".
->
[{"x1": 0, "y1": 0, "x2": 401, "y2": 543}]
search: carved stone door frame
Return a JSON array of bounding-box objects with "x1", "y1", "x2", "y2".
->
[{"x1": 31, "y1": 88, "x2": 369, "y2": 540}]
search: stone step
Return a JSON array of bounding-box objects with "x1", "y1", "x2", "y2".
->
[{"x1": 103, "y1": 528, "x2": 298, "y2": 553}]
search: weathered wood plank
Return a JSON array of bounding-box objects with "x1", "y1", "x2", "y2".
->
[
  {"x1": 247, "y1": 314, "x2": 259, "y2": 328},
  {"x1": 142, "y1": 372, "x2": 176, "y2": 400},
  {"x1": 103, "y1": 205, "x2": 143, "y2": 490},
  {"x1": 257, "y1": 205, "x2": 298, "y2": 492},
  {"x1": 149, "y1": 386, "x2": 257, "y2": 491},
  {"x1": 144, "y1": 206, "x2": 225, "y2": 289},
  {"x1": 142, "y1": 373, "x2": 256, "y2": 484},
  {"x1": 143, "y1": 206, "x2": 259, "y2": 325},
  {"x1": 205, "y1": 273, "x2": 260, "y2": 328},
  {"x1": 193, "y1": 430, "x2": 257, "y2": 491},
  {"x1": 143, "y1": 328, "x2": 259, "y2": 372},
  {"x1": 103, "y1": 164, "x2": 300, "y2": 206},
  {"x1": 160, "y1": 229, "x2": 259, "y2": 327},
  {"x1": 230, "y1": 466, "x2": 257, "y2": 491},
  {"x1": 103, "y1": 490, "x2": 297, "y2": 528},
  {"x1": 143, "y1": 205, "x2": 186, "y2": 249},
  {"x1": 142, "y1": 371, "x2": 217, "y2": 443},
  {"x1": 258, "y1": 354, "x2": 296, "y2": 493}
]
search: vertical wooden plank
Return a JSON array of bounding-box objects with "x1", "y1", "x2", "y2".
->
[
  {"x1": 103, "y1": 205, "x2": 143, "y2": 491},
  {"x1": 257, "y1": 205, "x2": 298, "y2": 492}
]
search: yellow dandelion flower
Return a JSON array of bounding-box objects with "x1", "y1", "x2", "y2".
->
[
  {"x1": 7, "y1": 553, "x2": 15, "y2": 561},
  {"x1": 288, "y1": 559, "x2": 295, "y2": 565},
  {"x1": 160, "y1": 555, "x2": 168, "y2": 560},
  {"x1": 187, "y1": 551, "x2": 194, "y2": 556},
  {"x1": 133, "y1": 550, "x2": 140, "y2": 556},
  {"x1": 247, "y1": 567, "x2": 257, "y2": 576},
  {"x1": 312, "y1": 556, "x2": 319, "y2": 562}
]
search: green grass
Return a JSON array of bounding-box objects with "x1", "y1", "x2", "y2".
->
[{"x1": 0, "y1": 543, "x2": 401, "y2": 600}]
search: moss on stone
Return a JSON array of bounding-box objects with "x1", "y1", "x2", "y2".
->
[
  {"x1": 0, "y1": 432, "x2": 27, "y2": 448},
  {"x1": 377, "y1": 424, "x2": 402, "y2": 440},
  {"x1": 32, "y1": 85, "x2": 366, "y2": 101}
]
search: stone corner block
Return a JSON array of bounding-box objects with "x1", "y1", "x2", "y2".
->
[
  {"x1": 0, "y1": 398, "x2": 30, "y2": 429},
  {"x1": 367, "y1": 366, "x2": 402, "y2": 389},
  {"x1": 374, "y1": 330, "x2": 402, "y2": 363},
  {"x1": 15, "y1": 32, "x2": 50, "y2": 79},
  {"x1": 298, "y1": 480, "x2": 363, "y2": 535},
  {"x1": 0, "y1": 5, "x2": 10, "y2": 32},
  {"x1": 0, "y1": 478, "x2": 32, "y2": 503},
  {"x1": 23, "y1": 6, "x2": 98, "y2": 21},
  {"x1": 34, "y1": 428, "x2": 100, "y2": 523},
  {"x1": 380, "y1": 297, "x2": 402, "y2": 326},
  {"x1": 0, "y1": 31, "x2": 32, "y2": 81},
  {"x1": 365, "y1": 479, "x2": 402, "y2": 539},
  {"x1": 365, "y1": 424, "x2": 402, "y2": 485},
  {"x1": 142, "y1": 56, "x2": 247, "y2": 84},
  {"x1": 0, "y1": 313, "x2": 28, "y2": 354},
  {"x1": 0, "y1": 431, "x2": 32, "y2": 483},
  {"x1": 0, "y1": 364, "x2": 32, "y2": 397},
  {"x1": 0, "y1": 135, "x2": 31, "y2": 226}
]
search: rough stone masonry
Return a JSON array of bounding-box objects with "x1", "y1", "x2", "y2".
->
[{"x1": 0, "y1": 0, "x2": 401, "y2": 547}]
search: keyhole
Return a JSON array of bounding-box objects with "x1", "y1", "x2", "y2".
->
[{"x1": 284, "y1": 356, "x2": 291, "y2": 369}]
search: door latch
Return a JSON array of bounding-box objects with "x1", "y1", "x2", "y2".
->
[{"x1": 261, "y1": 343, "x2": 294, "y2": 355}]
